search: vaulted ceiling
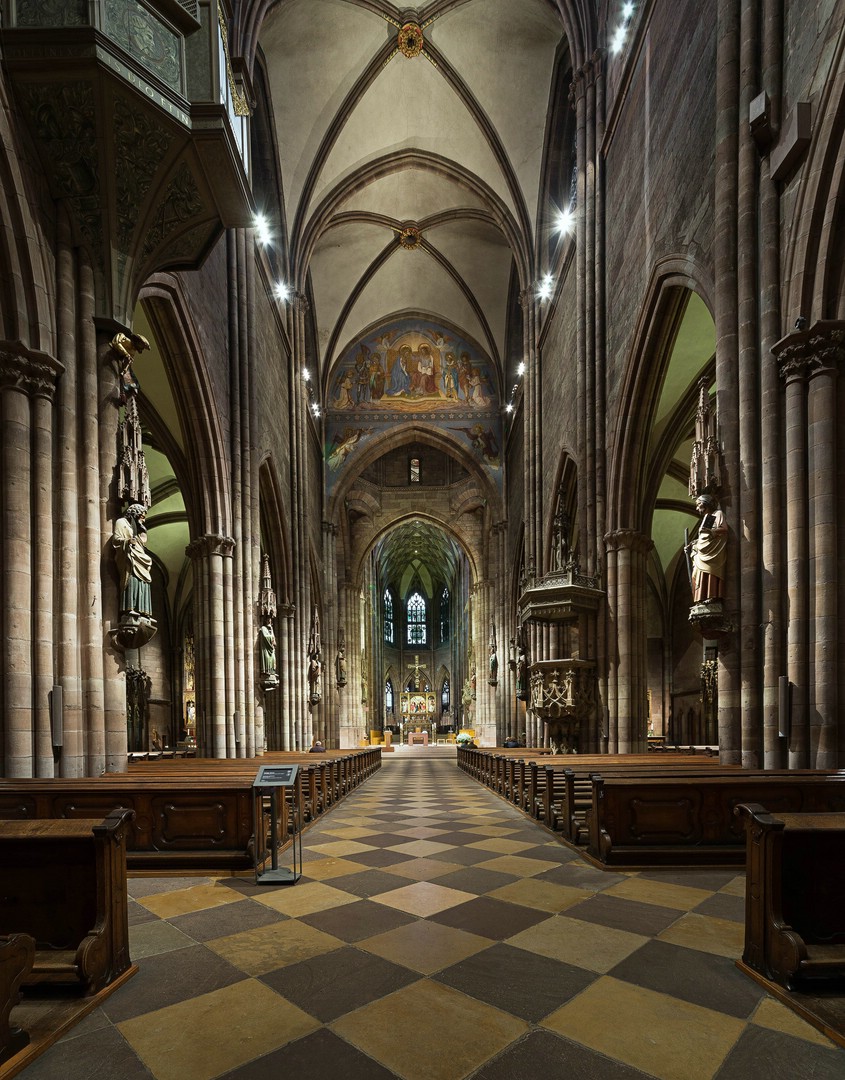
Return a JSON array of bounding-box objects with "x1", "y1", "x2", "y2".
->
[{"x1": 258, "y1": 0, "x2": 569, "y2": 396}]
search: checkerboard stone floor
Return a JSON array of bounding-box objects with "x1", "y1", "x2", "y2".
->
[{"x1": 20, "y1": 756, "x2": 845, "y2": 1080}]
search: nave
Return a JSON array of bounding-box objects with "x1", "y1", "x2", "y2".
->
[{"x1": 17, "y1": 757, "x2": 845, "y2": 1080}]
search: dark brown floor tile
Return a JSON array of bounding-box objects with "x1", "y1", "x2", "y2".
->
[
  {"x1": 101, "y1": 944, "x2": 247, "y2": 1023},
  {"x1": 169, "y1": 897, "x2": 287, "y2": 942},
  {"x1": 714, "y1": 1024, "x2": 845, "y2": 1079},
  {"x1": 217, "y1": 876, "x2": 270, "y2": 896},
  {"x1": 472, "y1": 1030, "x2": 655, "y2": 1080},
  {"x1": 350, "y1": 847, "x2": 418, "y2": 867},
  {"x1": 637, "y1": 867, "x2": 739, "y2": 891},
  {"x1": 217, "y1": 1028, "x2": 396, "y2": 1080},
  {"x1": 609, "y1": 939, "x2": 765, "y2": 1018},
  {"x1": 260, "y1": 946, "x2": 419, "y2": 1022},
  {"x1": 326, "y1": 870, "x2": 411, "y2": 898},
  {"x1": 428, "y1": 846, "x2": 503, "y2": 866},
  {"x1": 435, "y1": 942, "x2": 597, "y2": 1021},
  {"x1": 19, "y1": 1017, "x2": 156, "y2": 1080},
  {"x1": 127, "y1": 876, "x2": 214, "y2": 898},
  {"x1": 535, "y1": 862, "x2": 627, "y2": 888},
  {"x1": 565, "y1": 894, "x2": 680, "y2": 936},
  {"x1": 693, "y1": 891, "x2": 746, "y2": 923},
  {"x1": 434, "y1": 866, "x2": 519, "y2": 895},
  {"x1": 350, "y1": 833, "x2": 418, "y2": 847},
  {"x1": 127, "y1": 898, "x2": 158, "y2": 926},
  {"x1": 299, "y1": 898, "x2": 416, "y2": 942},
  {"x1": 428, "y1": 829, "x2": 491, "y2": 845},
  {"x1": 429, "y1": 895, "x2": 550, "y2": 939}
]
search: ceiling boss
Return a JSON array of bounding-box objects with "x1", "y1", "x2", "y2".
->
[{"x1": 381, "y1": 13, "x2": 438, "y2": 67}]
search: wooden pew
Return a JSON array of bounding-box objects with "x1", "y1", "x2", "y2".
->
[
  {"x1": 0, "y1": 749, "x2": 382, "y2": 870},
  {"x1": 588, "y1": 773, "x2": 845, "y2": 867},
  {"x1": 0, "y1": 811, "x2": 135, "y2": 995},
  {"x1": 0, "y1": 934, "x2": 34, "y2": 1065},
  {"x1": 736, "y1": 803, "x2": 845, "y2": 989}
]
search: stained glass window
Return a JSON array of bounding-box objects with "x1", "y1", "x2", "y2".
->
[
  {"x1": 407, "y1": 591, "x2": 427, "y2": 645},
  {"x1": 383, "y1": 589, "x2": 394, "y2": 643}
]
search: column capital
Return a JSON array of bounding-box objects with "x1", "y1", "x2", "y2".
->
[
  {"x1": 186, "y1": 533, "x2": 236, "y2": 559},
  {"x1": 0, "y1": 346, "x2": 63, "y2": 400},
  {"x1": 604, "y1": 529, "x2": 653, "y2": 555},
  {"x1": 773, "y1": 320, "x2": 845, "y2": 382},
  {"x1": 292, "y1": 291, "x2": 310, "y2": 314}
]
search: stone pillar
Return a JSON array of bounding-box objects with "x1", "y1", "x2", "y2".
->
[
  {"x1": 605, "y1": 529, "x2": 652, "y2": 753},
  {"x1": 0, "y1": 350, "x2": 61, "y2": 775},
  {"x1": 187, "y1": 534, "x2": 235, "y2": 757}
]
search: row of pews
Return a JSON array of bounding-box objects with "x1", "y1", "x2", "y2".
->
[
  {"x1": 0, "y1": 748, "x2": 382, "y2": 871},
  {"x1": 457, "y1": 746, "x2": 845, "y2": 867}
]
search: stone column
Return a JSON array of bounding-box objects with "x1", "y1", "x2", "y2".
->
[
  {"x1": 187, "y1": 534, "x2": 235, "y2": 757},
  {"x1": 0, "y1": 350, "x2": 61, "y2": 775},
  {"x1": 605, "y1": 529, "x2": 652, "y2": 752}
]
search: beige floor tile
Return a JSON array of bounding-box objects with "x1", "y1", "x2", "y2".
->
[
  {"x1": 307, "y1": 839, "x2": 377, "y2": 856},
  {"x1": 657, "y1": 912, "x2": 745, "y2": 959},
  {"x1": 371, "y1": 881, "x2": 476, "y2": 916},
  {"x1": 359, "y1": 920, "x2": 492, "y2": 974},
  {"x1": 331, "y1": 976, "x2": 527, "y2": 1080},
  {"x1": 543, "y1": 976, "x2": 744, "y2": 1080},
  {"x1": 137, "y1": 883, "x2": 244, "y2": 919},
  {"x1": 604, "y1": 877, "x2": 714, "y2": 911},
  {"x1": 317, "y1": 825, "x2": 380, "y2": 840},
  {"x1": 719, "y1": 875, "x2": 747, "y2": 897},
  {"x1": 206, "y1": 919, "x2": 342, "y2": 975},
  {"x1": 300, "y1": 857, "x2": 372, "y2": 880},
  {"x1": 253, "y1": 880, "x2": 359, "y2": 916},
  {"x1": 751, "y1": 997, "x2": 840, "y2": 1048},
  {"x1": 388, "y1": 839, "x2": 456, "y2": 856},
  {"x1": 489, "y1": 879, "x2": 593, "y2": 913},
  {"x1": 383, "y1": 858, "x2": 465, "y2": 881},
  {"x1": 474, "y1": 854, "x2": 560, "y2": 877},
  {"x1": 466, "y1": 837, "x2": 535, "y2": 854},
  {"x1": 119, "y1": 978, "x2": 318, "y2": 1080},
  {"x1": 460, "y1": 826, "x2": 521, "y2": 837},
  {"x1": 508, "y1": 914, "x2": 647, "y2": 972}
]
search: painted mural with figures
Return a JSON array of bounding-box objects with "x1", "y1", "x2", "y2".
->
[{"x1": 325, "y1": 317, "x2": 502, "y2": 493}]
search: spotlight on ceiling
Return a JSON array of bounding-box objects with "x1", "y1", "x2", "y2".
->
[
  {"x1": 517, "y1": 361, "x2": 526, "y2": 376},
  {"x1": 555, "y1": 206, "x2": 575, "y2": 234},
  {"x1": 536, "y1": 274, "x2": 554, "y2": 301},
  {"x1": 274, "y1": 281, "x2": 291, "y2": 302},
  {"x1": 302, "y1": 368, "x2": 311, "y2": 382}
]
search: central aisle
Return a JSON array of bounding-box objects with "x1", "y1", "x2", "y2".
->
[{"x1": 24, "y1": 757, "x2": 845, "y2": 1080}]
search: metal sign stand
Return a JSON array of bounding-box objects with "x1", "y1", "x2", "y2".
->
[{"x1": 253, "y1": 764, "x2": 302, "y2": 885}]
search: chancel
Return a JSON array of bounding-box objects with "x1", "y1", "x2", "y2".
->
[{"x1": 1, "y1": 0, "x2": 845, "y2": 1075}]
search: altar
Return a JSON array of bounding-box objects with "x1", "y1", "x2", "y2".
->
[{"x1": 408, "y1": 730, "x2": 429, "y2": 746}]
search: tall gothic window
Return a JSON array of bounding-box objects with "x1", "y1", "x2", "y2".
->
[
  {"x1": 441, "y1": 678, "x2": 450, "y2": 712},
  {"x1": 407, "y1": 591, "x2": 427, "y2": 645},
  {"x1": 385, "y1": 678, "x2": 394, "y2": 714},
  {"x1": 383, "y1": 589, "x2": 394, "y2": 643},
  {"x1": 440, "y1": 586, "x2": 450, "y2": 643}
]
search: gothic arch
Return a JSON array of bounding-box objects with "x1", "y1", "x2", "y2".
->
[
  {"x1": 140, "y1": 274, "x2": 233, "y2": 539},
  {"x1": 606, "y1": 255, "x2": 715, "y2": 532}
]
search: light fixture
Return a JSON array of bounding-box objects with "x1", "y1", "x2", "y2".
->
[
  {"x1": 311, "y1": 403, "x2": 321, "y2": 417},
  {"x1": 302, "y1": 368, "x2": 311, "y2": 382},
  {"x1": 536, "y1": 274, "x2": 554, "y2": 301},
  {"x1": 555, "y1": 206, "x2": 575, "y2": 234},
  {"x1": 274, "y1": 281, "x2": 291, "y2": 302},
  {"x1": 622, "y1": 1, "x2": 635, "y2": 17},
  {"x1": 254, "y1": 214, "x2": 272, "y2": 245},
  {"x1": 517, "y1": 361, "x2": 526, "y2": 376},
  {"x1": 505, "y1": 403, "x2": 514, "y2": 414}
]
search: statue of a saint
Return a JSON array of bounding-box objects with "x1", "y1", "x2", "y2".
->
[
  {"x1": 686, "y1": 494, "x2": 728, "y2": 602},
  {"x1": 335, "y1": 646, "x2": 347, "y2": 688},
  {"x1": 489, "y1": 642, "x2": 499, "y2": 685},
  {"x1": 113, "y1": 504, "x2": 153, "y2": 619},
  {"x1": 258, "y1": 616, "x2": 277, "y2": 676},
  {"x1": 308, "y1": 651, "x2": 322, "y2": 704},
  {"x1": 515, "y1": 642, "x2": 528, "y2": 701}
]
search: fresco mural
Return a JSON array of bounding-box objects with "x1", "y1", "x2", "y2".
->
[{"x1": 325, "y1": 317, "x2": 502, "y2": 493}]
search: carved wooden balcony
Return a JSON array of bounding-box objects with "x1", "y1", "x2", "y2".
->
[{"x1": 0, "y1": 0, "x2": 253, "y2": 326}]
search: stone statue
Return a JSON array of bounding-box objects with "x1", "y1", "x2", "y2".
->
[
  {"x1": 308, "y1": 651, "x2": 322, "y2": 704},
  {"x1": 335, "y1": 646, "x2": 347, "y2": 688},
  {"x1": 489, "y1": 641, "x2": 499, "y2": 685},
  {"x1": 515, "y1": 640, "x2": 528, "y2": 701},
  {"x1": 258, "y1": 616, "x2": 277, "y2": 676},
  {"x1": 113, "y1": 503, "x2": 153, "y2": 620},
  {"x1": 685, "y1": 494, "x2": 728, "y2": 602},
  {"x1": 110, "y1": 331, "x2": 149, "y2": 404}
]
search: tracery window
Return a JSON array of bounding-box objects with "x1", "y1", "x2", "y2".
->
[
  {"x1": 407, "y1": 591, "x2": 427, "y2": 645},
  {"x1": 383, "y1": 589, "x2": 394, "y2": 643},
  {"x1": 441, "y1": 678, "x2": 450, "y2": 712},
  {"x1": 385, "y1": 678, "x2": 394, "y2": 714},
  {"x1": 440, "y1": 586, "x2": 450, "y2": 643}
]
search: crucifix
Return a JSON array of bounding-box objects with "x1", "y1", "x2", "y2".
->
[{"x1": 409, "y1": 654, "x2": 428, "y2": 690}]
